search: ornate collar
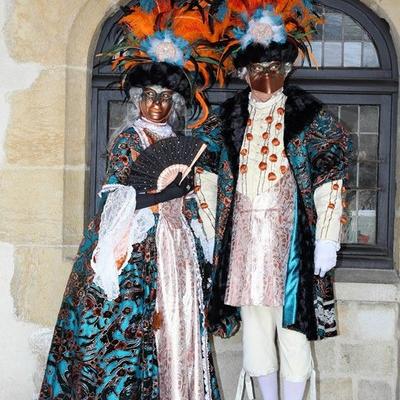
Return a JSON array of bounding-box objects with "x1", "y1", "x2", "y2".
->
[{"x1": 133, "y1": 117, "x2": 174, "y2": 139}]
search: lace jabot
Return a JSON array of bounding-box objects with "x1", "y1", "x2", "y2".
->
[
  {"x1": 133, "y1": 117, "x2": 175, "y2": 138},
  {"x1": 248, "y1": 88, "x2": 286, "y2": 112}
]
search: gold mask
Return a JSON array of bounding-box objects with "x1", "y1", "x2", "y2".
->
[{"x1": 139, "y1": 87, "x2": 174, "y2": 123}]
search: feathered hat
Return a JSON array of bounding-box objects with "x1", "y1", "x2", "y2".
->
[
  {"x1": 218, "y1": 0, "x2": 323, "y2": 70},
  {"x1": 100, "y1": 0, "x2": 232, "y2": 127}
]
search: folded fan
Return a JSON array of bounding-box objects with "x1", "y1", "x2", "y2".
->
[{"x1": 128, "y1": 136, "x2": 207, "y2": 191}]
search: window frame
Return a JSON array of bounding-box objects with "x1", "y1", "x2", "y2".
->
[{"x1": 90, "y1": 0, "x2": 398, "y2": 272}]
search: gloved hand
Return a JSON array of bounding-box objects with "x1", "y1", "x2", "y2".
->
[
  {"x1": 156, "y1": 172, "x2": 193, "y2": 203},
  {"x1": 135, "y1": 172, "x2": 193, "y2": 210},
  {"x1": 314, "y1": 239, "x2": 339, "y2": 277}
]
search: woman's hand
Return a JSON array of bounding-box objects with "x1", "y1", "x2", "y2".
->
[
  {"x1": 135, "y1": 172, "x2": 193, "y2": 210},
  {"x1": 158, "y1": 172, "x2": 193, "y2": 202}
]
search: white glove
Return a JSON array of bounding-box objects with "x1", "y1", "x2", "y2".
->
[{"x1": 314, "y1": 240, "x2": 339, "y2": 277}]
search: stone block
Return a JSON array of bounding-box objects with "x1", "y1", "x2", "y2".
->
[
  {"x1": 355, "y1": 303, "x2": 397, "y2": 341},
  {"x1": 6, "y1": 68, "x2": 66, "y2": 166},
  {"x1": 318, "y1": 378, "x2": 353, "y2": 400},
  {"x1": 5, "y1": 0, "x2": 83, "y2": 64},
  {"x1": 62, "y1": 168, "x2": 86, "y2": 246},
  {"x1": 337, "y1": 301, "x2": 397, "y2": 341},
  {"x1": 338, "y1": 343, "x2": 395, "y2": 377},
  {"x1": 0, "y1": 169, "x2": 64, "y2": 244},
  {"x1": 336, "y1": 301, "x2": 354, "y2": 337},
  {"x1": 313, "y1": 338, "x2": 337, "y2": 376},
  {"x1": 64, "y1": 67, "x2": 90, "y2": 166},
  {"x1": 358, "y1": 380, "x2": 393, "y2": 400},
  {"x1": 10, "y1": 246, "x2": 72, "y2": 326}
]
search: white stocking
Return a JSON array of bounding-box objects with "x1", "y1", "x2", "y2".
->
[
  {"x1": 257, "y1": 372, "x2": 278, "y2": 400},
  {"x1": 282, "y1": 379, "x2": 307, "y2": 400}
]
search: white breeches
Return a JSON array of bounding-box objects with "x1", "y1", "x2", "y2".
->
[{"x1": 241, "y1": 305, "x2": 312, "y2": 382}]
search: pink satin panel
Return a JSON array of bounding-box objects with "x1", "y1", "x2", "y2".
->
[
  {"x1": 155, "y1": 197, "x2": 210, "y2": 400},
  {"x1": 225, "y1": 171, "x2": 296, "y2": 307}
]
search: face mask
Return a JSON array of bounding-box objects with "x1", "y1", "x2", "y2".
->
[
  {"x1": 247, "y1": 62, "x2": 291, "y2": 94},
  {"x1": 139, "y1": 87, "x2": 174, "y2": 123}
]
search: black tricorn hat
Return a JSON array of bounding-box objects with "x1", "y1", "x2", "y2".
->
[
  {"x1": 123, "y1": 62, "x2": 192, "y2": 105},
  {"x1": 234, "y1": 41, "x2": 299, "y2": 69}
]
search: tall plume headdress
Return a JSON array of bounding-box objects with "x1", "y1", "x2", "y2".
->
[
  {"x1": 99, "y1": 0, "x2": 232, "y2": 128},
  {"x1": 217, "y1": 0, "x2": 323, "y2": 71}
]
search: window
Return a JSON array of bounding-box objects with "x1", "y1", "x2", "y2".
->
[{"x1": 91, "y1": 0, "x2": 398, "y2": 270}]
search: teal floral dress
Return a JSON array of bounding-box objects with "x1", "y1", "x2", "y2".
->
[{"x1": 39, "y1": 127, "x2": 239, "y2": 400}]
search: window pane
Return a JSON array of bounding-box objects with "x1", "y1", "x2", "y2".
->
[
  {"x1": 332, "y1": 103, "x2": 380, "y2": 245},
  {"x1": 342, "y1": 190, "x2": 377, "y2": 245},
  {"x1": 358, "y1": 163, "x2": 377, "y2": 188},
  {"x1": 108, "y1": 100, "x2": 130, "y2": 139},
  {"x1": 344, "y1": 42, "x2": 362, "y2": 67},
  {"x1": 303, "y1": 6, "x2": 380, "y2": 69},
  {"x1": 363, "y1": 42, "x2": 380, "y2": 67},
  {"x1": 343, "y1": 16, "x2": 363, "y2": 40},
  {"x1": 324, "y1": 13, "x2": 343, "y2": 41},
  {"x1": 324, "y1": 42, "x2": 343, "y2": 67},
  {"x1": 359, "y1": 135, "x2": 378, "y2": 161},
  {"x1": 340, "y1": 105, "x2": 359, "y2": 132},
  {"x1": 342, "y1": 190, "x2": 357, "y2": 243},
  {"x1": 358, "y1": 190, "x2": 377, "y2": 244},
  {"x1": 360, "y1": 106, "x2": 379, "y2": 133}
]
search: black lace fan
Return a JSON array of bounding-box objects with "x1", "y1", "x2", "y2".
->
[{"x1": 129, "y1": 136, "x2": 207, "y2": 191}]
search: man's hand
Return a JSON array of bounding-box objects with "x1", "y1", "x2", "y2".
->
[{"x1": 314, "y1": 240, "x2": 339, "y2": 277}]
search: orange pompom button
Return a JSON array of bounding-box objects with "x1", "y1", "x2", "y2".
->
[
  {"x1": 280, "y1": 165, "x2": 288, "y2": 174},
  {"x1": 261, "y1": 146, "x2": 269, "y2": 155},
  {"x1": 272, "y1": 138, "x2": 280, "y2": 146},
  {"x1": 240, "y1": 164, "x2": 248, "y2": 174},
  {"x1": 268, "y1": 172, "x2": 277, "y2": 181},
  {"x1": 269, "y1": 154, "x2": 278, "y2": 162},
  {"x1": 259, "y1": 162, "x2": 267, "y2": 171}
]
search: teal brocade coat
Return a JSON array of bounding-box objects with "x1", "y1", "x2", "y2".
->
[{"x1": 39, "y1": 127, "x2": 240, "y2": 400}]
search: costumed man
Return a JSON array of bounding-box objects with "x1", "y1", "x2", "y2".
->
[
  {"x1": 39, "y1": 3, "x2": 239, "y2": 400},
  {"x1": 199, "y1": 1, "x2": 351, "y2": 399}
]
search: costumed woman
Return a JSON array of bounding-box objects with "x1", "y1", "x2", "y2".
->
[
  {"x1": 39, "y1": 3, "x2": 239, "y2": 400},
  {"x1": 198, "y1": 1, "x2": 352, "y2": 399}
]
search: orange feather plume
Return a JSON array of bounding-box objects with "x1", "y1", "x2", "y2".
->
[
  {"x1": 119, "y1": 11, "x2": 156, "y2": 39},
  {"x1": 188, "y1": 91, "x2": 209, "y2": 129}
]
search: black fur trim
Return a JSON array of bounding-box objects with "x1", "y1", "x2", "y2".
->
[
  {"x1": 124, "y1": 62, "x2": 192, "y2": 104},
  {"x1": 283, "y1": 85, "x2": 323, "y2": 144},
  {"x1": 234, "y1": 42, "x2": 299, "y2": 69}
]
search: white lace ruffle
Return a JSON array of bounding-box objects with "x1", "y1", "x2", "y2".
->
[
  {"x1": 133, "y1": 118, "x2": 175, "y2": 148},
  {"x1": 91, "y1": 184, "x2": 155, "y2": 301},
  {"x1": 190, "y1": 218, "x2": 214, "y2": 264}
]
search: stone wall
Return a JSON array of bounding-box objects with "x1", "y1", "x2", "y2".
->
[{"x1": 0, "y1": 0, "x2": 399, "y2": 399}]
